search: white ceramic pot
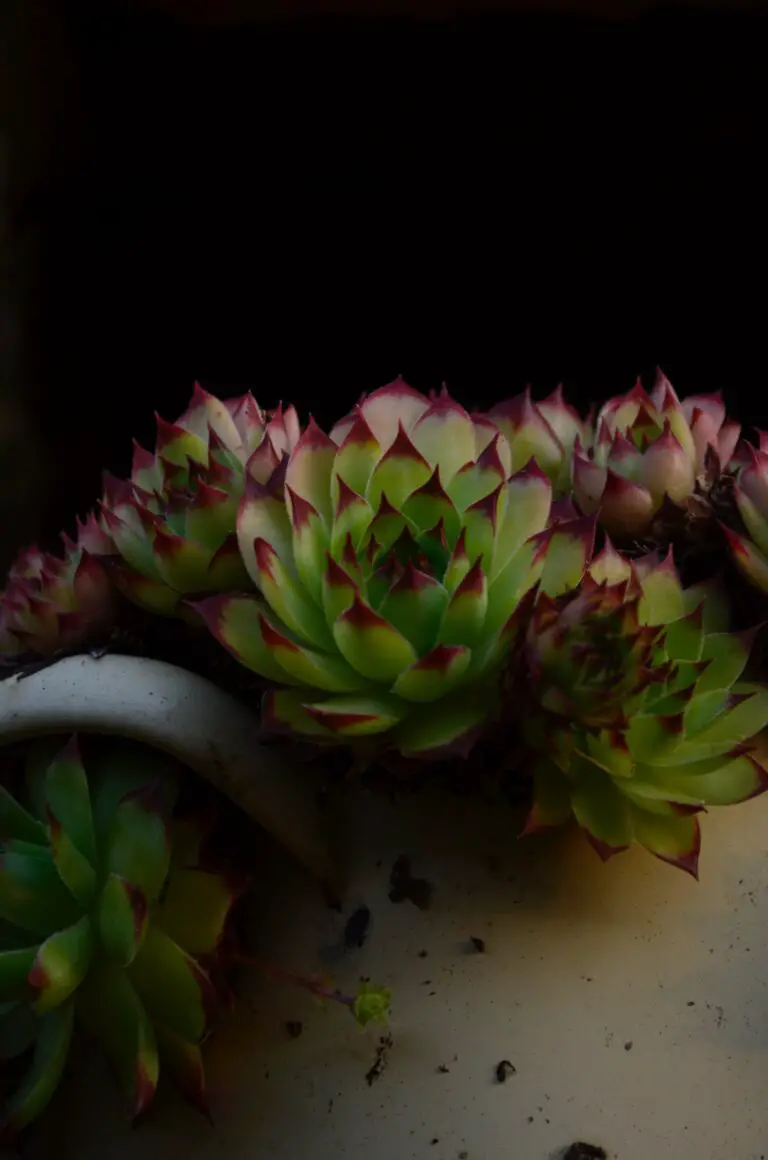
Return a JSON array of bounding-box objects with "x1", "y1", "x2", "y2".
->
[{"x1": 22, "y1": 757, "x2": 768, "y2": 1160}]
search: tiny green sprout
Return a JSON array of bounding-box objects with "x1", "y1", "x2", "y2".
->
[{"x1": 351, "y1": 981, "x2": 392, "y2": 1028}]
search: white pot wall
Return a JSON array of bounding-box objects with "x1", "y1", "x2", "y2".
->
[{"x1": 26, "y1": 781, "x2": 768, "y2": 1160}]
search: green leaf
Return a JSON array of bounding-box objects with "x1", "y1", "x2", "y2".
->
[
  {"x1": 0, "y1": 786, "x2": 47, "y2": 846},
  {"x1": 0, "y1": 847, "x2": 81, "y2": 936},
  {"x1": 569, "y1": 754, "x2": 633, "y2": 855},
  {"x1": 103, "y1": 787, "x2": 171, "y2": 905},
  {"x1": 76, "y1": 965, "x2": 159, "y2": 1119},
  {"x1": 47, "y1": 817, "x2": 97, "y2": 908},
  {"x1": 664, "y1": 608, "x2": 704, "y2": 662},
  {"x1": 29, "y1": 917, "x2": 94, "y2": 1014},
  {"x1": 691, "y1": 683, "x2": 768, "y2": 749},
  {"x1": 155, "y1": 867, "x2": 238, "y2": 957},
  {"x1": 0, "y1": 1002, "x2": 74, "y2": 1137},
  {"x1": 43, "y1": 737, "x2": 97, "y2": 868},
  {"x1": 629, "y1": 808, "x2": 700, "y2": 877},
  {"x1": 154, "y1": 1023, "x2": 209, "y2": 1115},
  {"x1": 524, "y1": 760, "x2": 573, "y2": 831},
  {"x1": 128, "y1": 926, "x2": 215, "y2": 1044},
  {"x1": 97, "y1": 875, "x2": 148, "y2": 967},
  {"x1": 88, "y1": 742, "x2": 180, "y2": 855},
  {"x1": 0, "y1": 947, "x2": 38, "y2": 1003},
  {"x1": 696, "y1": 631, "x2": 753, "y2": 694}
]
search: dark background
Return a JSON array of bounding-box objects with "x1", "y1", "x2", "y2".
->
[{"x1": 14, "y1": 1, "x2": 768, "y2": 552}]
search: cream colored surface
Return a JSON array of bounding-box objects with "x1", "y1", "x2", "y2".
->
[{"x1": 29, "y1": 784, "x2": 768, "y2": 1160}]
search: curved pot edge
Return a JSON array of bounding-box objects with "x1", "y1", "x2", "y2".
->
[{"x1": 0, "y1": 653, "x2": 337, "y2": 890}]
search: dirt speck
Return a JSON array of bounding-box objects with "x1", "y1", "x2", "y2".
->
[
  {"x1": 365, "y1": 1033, "x2": 394, "y2": 1087},
  {"x1": 470, "y1": 936, "x2": 486, "y2": 953},
  {"x1": 495, "y1": 1059, "x2": 516, "y2": 1083},
  {"x1": 388, "y1": 855, "x2": 434, "y2": 910},
  {"x1": 285, "y1": 1021, "x2": 303, "y2": 1039},
  {"x1": 624, "y1": 1040, "x2": 633, "y2": 1051},
  {"x1": 344, "y1": 905, "x2": 372, "y2": 949},
  {"x1": 562, "y1": 1144, "x2": 608, "y2": 1160},
  {"x1": 437, "y1": 1063, "x2": 450, "y2": 1074}
]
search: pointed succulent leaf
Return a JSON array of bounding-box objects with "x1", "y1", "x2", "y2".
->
[
  {"x1": 155, "y1": 867, "x2": 242, "y2": 957},
  {"x1": 569, "y1": 754, "x2": 633, "y2": 859},
  {"x1": 391, "y1": 645, "x2": 472, "y2": 702},
  {"x1": 722, "y1": 523, "x2": 768, "y2": 594},
  {"x1": 97, "y1": 874, "x2": 149, "y2": 966},
  {"x1": 0, "y1": 947, "x2": 38, "y2": 1002},
  {"x1": 0, "y1": 786, "x2": 46, "y2": 846},
  {"x1": 0, "y1": 846, "x2": 81, "y2": 936},
  {"x1": 42, "y1": 736, "x2": 97, "y2": 867},
  {"x1": 247, "y1": 537, "x2": 335, "y2": 651},
  {"x1": 128, "y1": 925, "x2": 217, "y2": 1044},
  {"x1": 28, "y1": 916, "x2": 94, "y2": 1014},
  {"x1": 47, "y1": 811, "x2": 96, "y2": 909},
  {"x1": 630, "y1": 809, "x2": 701, "y2": 877},
  {"x1": 0, "y1": 1002, "x2": 74, "y2": 1139},
  {"x1": 533, "y1": 516, "x2": 595, "y2": 597},
  {"x1": 303, "y1": 694, "x2": 406, "y2": 737},
  {"x1": 333, "y1": 593, "x2": 418, "y2": 682},
  {"x1": 154, "y1": 1024, "x2": 210, "y2": 1117},
  {"x1": 393, "y1": 688, "x2": 495, "y2": 757},
  {"x1": 76, "y1": 965, "x2": 159, "y2": 1119},
  {"x1": 103, "y1": 786, "x2": 171, "y2": 905},
  {"x1": 193, "y1": 595, "x2": 304, "y2": 685},
  {"x1": 522, "y1": 761, "x2": 573, "y2": 833}
]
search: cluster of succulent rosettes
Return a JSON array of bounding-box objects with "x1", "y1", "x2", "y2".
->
[
  {"x1": 0, "y1": 517, "x2": 114, "y2": 658},
  {"x1": 0, "y1": 736, "x2": 245, "y2": 1136},
  {"x1": 513, "y1": 540, "x2": 768, "y2": 875},
  {"x1": 195, "y1": 379, "x2": 596, "y2": 758},
  {"x1": 94, "y1": 384, "x2": 300, "y2": 617},
  {"x1": 569, "y1": 372, "x2": 741, "y2": 540}
]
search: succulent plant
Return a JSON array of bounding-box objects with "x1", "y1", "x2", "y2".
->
[
  {"x1": 485, "y1": 385, "x2": 592, "y2": 493},
  {"x1": 195, "y1": 378, "x2": 595, "y2": 758},
  {"x1": 571, "y1": 372, "x2": 741, "y2": 540},
  {"x1": 0, "y1": 736, "x2": 243, "y2": 1135},
  {"x1": 0, "y1": 523, "x2": 115, "y2": 658},
  {"x1": 97, "y1": 385, "x2": 300, "y2": 616},
  {"x1": 514, "y1": 540, "x2": 768, "y2": 874},
  {"x1": 721, "y1": 438, "x2": 768, "y2": 594}
]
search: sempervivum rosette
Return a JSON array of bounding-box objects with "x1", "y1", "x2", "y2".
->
[
  {"x1": 0, "y1": 518, "x2": 114, "y2": 658},
  {"x1": 0, "y1": 737, "x2": 245, "y2": 1136},
  {"x1": 514, "y1": 540, "x2": 768, "y2": 875},
  {"x1": 97, "y1": 384, "x2": 300, "y2": 616},
  {"x1": 721, "y1": 435, "x2": 768, "y2": 594},
  {"x1": 195, "y1": 379, "x2": 595, "y2": 758},
  {"x1": 571, "y1": 372, "x2": 741, "y2": 540}
]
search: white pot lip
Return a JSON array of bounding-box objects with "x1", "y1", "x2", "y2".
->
[{"x1": 0, "y1": 652, "x2": 336, "y2": 890}]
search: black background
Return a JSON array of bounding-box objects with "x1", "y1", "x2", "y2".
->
[{"x1": 35, "y1": 2, "x2": 767, "y2": 547}]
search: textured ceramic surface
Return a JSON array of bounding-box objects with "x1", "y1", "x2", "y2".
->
[{"x1": 27, "y1": 780, "x2": 768, "y2": 1160}]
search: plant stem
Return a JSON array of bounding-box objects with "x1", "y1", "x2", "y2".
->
[{"x1": 233, "y1": 952, "x2": 355, "y2": 1010}]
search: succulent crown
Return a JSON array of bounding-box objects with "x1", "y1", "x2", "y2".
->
[{"x1": 196, "y1": 378, "x2": 595, "y2": 757}]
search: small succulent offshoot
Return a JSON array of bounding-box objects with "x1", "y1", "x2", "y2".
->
[
  {"x1": 0, "y1": 523, "x2": 114, "y2": 660},
  {"x1": 722, "y1": 433, "x2": 768, "y2": 595},
  {"x1": 196, "y1": 378, "x2": 595, "y2": 758},
  {"x1": 513, "y1": 540, "x2": 768, "y2": 874},
  {"x1": 95, "y1": 384, "x2": 300, "y2": 616},
  {"x1": 571, "y1": 372, "x2": 740, "y2": 540}
]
